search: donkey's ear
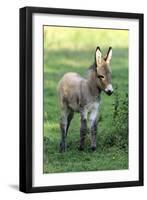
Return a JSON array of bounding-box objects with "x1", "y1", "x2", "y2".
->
[
  {"x1": 105, "y1": 47, "x2": 112, "y2": 64},
  {"x1": 95, "y1": 46, "x2": 102, "y2": 66}
]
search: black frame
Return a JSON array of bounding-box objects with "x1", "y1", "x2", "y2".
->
[{"x1": 19, "y1": 6, "x2": 144, "y2": 193}]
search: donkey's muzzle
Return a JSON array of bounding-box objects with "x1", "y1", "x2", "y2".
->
[
  {"x1": 105, "y1": 84, "x2": 113, "y2": 96},
  {"x1": 106, "y1": 90, "x2": 113, "y2": 96}
]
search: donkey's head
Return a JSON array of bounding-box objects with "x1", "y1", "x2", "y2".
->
[{"x1": 95, "y1": 46, "x2": 113, "y2": 96}]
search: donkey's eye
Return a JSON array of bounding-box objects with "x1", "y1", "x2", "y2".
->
[{"x1": 97, "y1": 75, "x2": 104, "y2": 79}]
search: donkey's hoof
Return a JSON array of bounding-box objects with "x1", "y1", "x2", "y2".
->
[
  {"x1": 78, "y1": 146, "x2": 84, "y2": 151},
  {"x1": 91, "y1": 146, "x2": 96, "y2": 151},
  {"x1": 59, "y1": 147, "x2": 66, "y2": 153},
  {"x1": 59, "y1": 142, "x2": 67, "y2": 153}
]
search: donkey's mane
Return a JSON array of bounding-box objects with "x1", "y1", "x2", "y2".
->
[
  {"x1": 88, "y1": 63, "x2": 96, "y2": 71},
  {"x1": 87, "y1": 63, "x2": 96, "y2": 79}
]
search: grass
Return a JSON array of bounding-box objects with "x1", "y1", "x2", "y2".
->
[{"x1": 43, "y1": 27, "x2": 128, "y2": 173}]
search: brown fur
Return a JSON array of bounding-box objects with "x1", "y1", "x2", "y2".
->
[{"x1": 58, "y1": 71, "x2": 99, "y2": 112}]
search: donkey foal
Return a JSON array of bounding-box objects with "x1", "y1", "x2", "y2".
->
[{"x1": 57, "y1": 47, "x2": 113, "y2": 152}]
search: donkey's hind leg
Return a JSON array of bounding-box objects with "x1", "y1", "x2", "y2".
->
[
  {"x1": 59, "y1": 105, "x2": 72, "y2": 152},
  {"x1": 66, "y1": 111, "x2": 74, "y2": 136},
  {"x1": 59, "y1": 110, "x2": 68, "y2": 152}
]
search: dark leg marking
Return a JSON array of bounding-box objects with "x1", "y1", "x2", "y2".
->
[
  {"x1": 66, "y1": 111, "x2": 74, "y2": 136},
  {"x1": 59, "y1": 121, "x2": 67, "y2": 152},
  {"x1": 79, "y1": 115, "x2": 87, "y2": 151}
]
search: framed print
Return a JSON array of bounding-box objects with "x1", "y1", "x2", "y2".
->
[{"x1": 19, "y1": 6, "x2": 144, "y2": 193}]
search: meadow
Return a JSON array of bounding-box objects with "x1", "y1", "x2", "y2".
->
[{"x1": 43, "y1": 27, "x2": 128, "y2": 173}]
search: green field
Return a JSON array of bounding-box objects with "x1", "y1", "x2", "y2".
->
[{"x1": 43, "y1": 27, "x2": 128, "y2": 173}]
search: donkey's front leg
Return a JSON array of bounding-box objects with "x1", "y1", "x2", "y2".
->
[
  {"x1": 89, "y1": 104, "x2": 99, "y2": 151},
  {"x1": 90, "y1": 118, "x2": 97, "y2": 151},
  {"x1": 79, "y1": 111, "x2": 88, "y2": 151}
]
